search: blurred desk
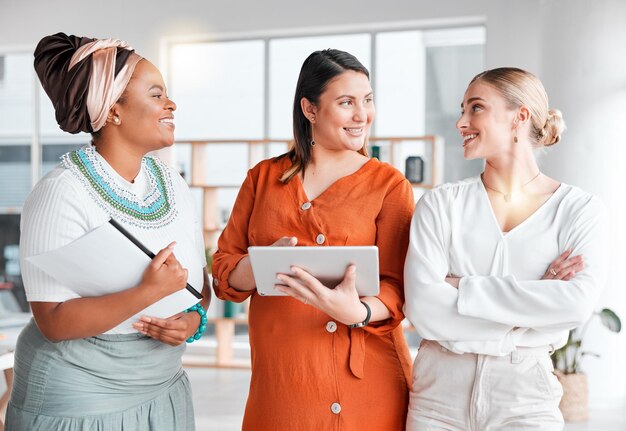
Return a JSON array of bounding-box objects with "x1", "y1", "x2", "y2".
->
[
  {"x1": 0, "y1": 284, "x2": 19, "y2": 315},
  {"x1": 0, "y1": 313, "x2": 30, "y2": 350},
  {"x1": 0, "y1": 351, "x2": 13, "y2": 431},
  {"x1": 0, "y1": 313, "x2": 30, "y2": 425}
]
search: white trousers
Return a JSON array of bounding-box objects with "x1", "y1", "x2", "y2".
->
[{"x1": 407, "y1": 340, "x2": 564, "y2": 431}]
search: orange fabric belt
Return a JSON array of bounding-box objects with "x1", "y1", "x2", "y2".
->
[{"x1": 349, "y1": 328, "x2": 366, "y2": 379}]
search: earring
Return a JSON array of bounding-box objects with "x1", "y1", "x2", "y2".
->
[
  {"x1": 310, "y1": 139, "x2": 316, "y2": 147},
  {"x1": 310, "y1": 116, "x2": 315, "y2": 123},
  {"x1": 113, "y1": 116, "x2": 121, "y2": 125}
]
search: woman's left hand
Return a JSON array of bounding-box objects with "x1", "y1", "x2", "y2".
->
[
  {"x1": 132, "y1": 311, "x2": 200, "y2": 346},
  {"x1": 275, "y1": 265, "x2": 367, "y2": 326}
]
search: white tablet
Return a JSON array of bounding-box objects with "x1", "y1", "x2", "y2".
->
[{"x1": 248, "y1": 246, "x2": 379, "y2": 297}]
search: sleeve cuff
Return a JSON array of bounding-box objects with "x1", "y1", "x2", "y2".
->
[
  {"x1": 457, "y1": 276, "x2": 471, "y2": 316},
  {"x1": 212, "y1": 254, "x2": 254, "y2": 303},
  {"x1": 363, "y1": 282, "x2": 404, "y2": 335}
]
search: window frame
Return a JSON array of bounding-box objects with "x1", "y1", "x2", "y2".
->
[{"x1": 160, "y1": 19, "x2": 486, "y2": 142}]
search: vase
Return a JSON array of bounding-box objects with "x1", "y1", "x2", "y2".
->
[{"x1": 555, "y1": 371, "x2": 588, "y2": 422}]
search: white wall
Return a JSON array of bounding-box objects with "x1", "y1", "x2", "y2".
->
[
  {"x1": 0, "y1": 0, "x2": 541, "y2": 66},
  {"x1": 539, "y1": 0, "x2": 626, "y2": 406},
  {"x1": 2, "y1": 0, "x2": 624, "y2": 405}
]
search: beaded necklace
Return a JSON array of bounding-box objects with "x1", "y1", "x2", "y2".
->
[{"x1": 62, "y1": 146, "x2": 177, "y2": 229}]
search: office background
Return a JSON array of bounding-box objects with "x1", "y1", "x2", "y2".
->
[{"x1": 1, "y1": 0, "x2": 625, "y2": 414}]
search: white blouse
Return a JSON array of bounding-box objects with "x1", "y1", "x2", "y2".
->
[
  {"x1": 404, "y1": 176, "x2": 609, "y2": 356},
  {"x1": 19, "y1": 147, "x2": 206, "y2": 334}
]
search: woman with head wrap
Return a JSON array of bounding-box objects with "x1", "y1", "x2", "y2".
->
[{"x1": 5, "y1": 33, "x2": 210, "y2": 430}]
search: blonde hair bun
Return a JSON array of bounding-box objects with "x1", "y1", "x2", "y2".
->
[{"x1": 542, "y1": 108, "x2": 566, "y2": 147}]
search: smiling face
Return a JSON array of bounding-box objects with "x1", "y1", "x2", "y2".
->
[
  {"x1": 456, "y1": 80, "x2": 518, "y2": 160},
  {"x1": 113, "y1": 60, "x2": 176, "y2": 152},
  {"x1": 308, "y1": 70, "x2": 374, "y2": 152}
]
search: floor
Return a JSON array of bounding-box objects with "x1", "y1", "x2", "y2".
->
[
  {"x1": 1, "y1": 322, "x2": 624, "y2": 431},
  {"x1": 0, "y1": 361, "x2": 624, "y2": 430},
  {"x1": 187, "y1": 366, "x2": 626, "y2": 431}
]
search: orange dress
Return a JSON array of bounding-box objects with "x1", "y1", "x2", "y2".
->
[{"x1": 212, "y1": 156, "x2": 414, "y2": 431}]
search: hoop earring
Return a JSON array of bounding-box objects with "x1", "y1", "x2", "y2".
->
[{"x1": 310, "y1": 140, "x2": 315, "y2": 147}]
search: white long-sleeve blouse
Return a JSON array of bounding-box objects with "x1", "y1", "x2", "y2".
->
[{"x1": 404, "y1": 176, "x2": 609, "y2": 356}]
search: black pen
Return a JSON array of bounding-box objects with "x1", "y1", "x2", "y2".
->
[{"x1": 108, "y1": 218, "x2": 203, "y2": 299}]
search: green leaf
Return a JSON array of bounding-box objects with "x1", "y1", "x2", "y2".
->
[
  {"x1": 581, "y1": 351, "x2": 601, "y2": 358},
  {"x1": 599, "y1": 309, "x2": 622, "y2": 333},
  {"x1": 553, "y1": 308, "x2": 622, "y2": 373}
]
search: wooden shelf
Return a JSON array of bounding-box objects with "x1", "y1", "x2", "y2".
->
[
  {"x1": 369, "y1": 135, "x2": 444, "y2": 188},
  {"x1": 183, "y1": 136, "x2": 443, "y2": 251}
]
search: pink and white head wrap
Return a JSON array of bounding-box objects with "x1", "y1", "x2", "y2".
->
[
  {"x1": 68, "y1": 38, "x2": 142, "y2": 132},
  {"x1": 34, "y1": 33, "x2": 143, "y2": 134}
]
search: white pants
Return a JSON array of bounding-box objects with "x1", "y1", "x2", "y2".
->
[{"x1": 407, "y1": 340, "x2": 564, "y2": 431}]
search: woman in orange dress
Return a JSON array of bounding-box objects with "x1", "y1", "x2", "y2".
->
[{"x1": 212, "y1": 49, "x2": 414, "y2": 430}]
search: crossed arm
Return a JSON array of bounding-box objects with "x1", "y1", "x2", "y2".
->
[{"x1": 404, "y1": 192, "x2": 609, "y2": 351}]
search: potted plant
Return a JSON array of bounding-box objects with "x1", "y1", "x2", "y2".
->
[{"x1": 551, "y1": 308, "x2": 622, "y2": 421}]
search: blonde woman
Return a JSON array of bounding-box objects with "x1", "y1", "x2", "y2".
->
[{"x1": 404, "y1": 68, "x2": 608, "y2": 430}]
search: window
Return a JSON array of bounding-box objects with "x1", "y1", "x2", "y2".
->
[
  {"x1": 0, "y1": 55, "x2": 5, "y2": 84},
  {"x1": 170, "y1": 40, "x2": 265, "y2": 140},
  {"x1": 0, "y1": 52, "x2": 33, "y2": 211},
  {"x1": 168, "y1": 26, "x2": 485, "y2": 184},
  {"x1": 0, "y1": 52, "x2": 90, "y2": 311},
  {"x1": 375, "y1": 30, "x2": 425, "y2": 137},
  {"x1": 0, "y1": 146, "x2": 30, "y2": 210},
  {"x1": 268, "y1": 34, "x2": 371, "y2": 139},
  {"x1": 0, "y1": 52, "x2": 35, "y2": 311},
  {"x1": 423, "y1": 27, "x2": 486, "y2": 182},
  {"x1": 39, "y1": 86, "x2": 88, "y2": 176}
]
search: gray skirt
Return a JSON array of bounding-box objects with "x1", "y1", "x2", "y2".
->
[{"x1": 5, "y1": 319, "x2": 194, "y2": 431}]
